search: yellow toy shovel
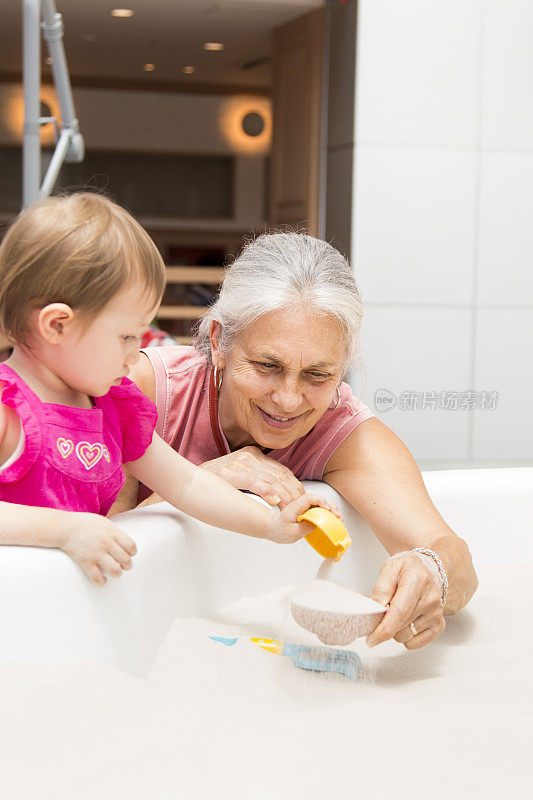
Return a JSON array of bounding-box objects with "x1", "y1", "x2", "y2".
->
[{"x1": 297, "y1": 506, "x2": 351, "y2": 561}]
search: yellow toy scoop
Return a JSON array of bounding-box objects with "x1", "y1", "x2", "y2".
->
[{"x1": 297, "y1": 507, "x2": 351, "y2": 561}]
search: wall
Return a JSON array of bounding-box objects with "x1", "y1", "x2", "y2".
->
[
  {"x1": 325, "y1": 0, "x2": 356, "y2": 258},
  {"x1": 0, "y1": 84, "x2": 271, "y2": 231},
  {"x1": 351, "y1": 0, "x2": 533, "y2": 469}
]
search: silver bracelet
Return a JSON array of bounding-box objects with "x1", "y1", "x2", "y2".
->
[{"x1": 412, "y1": 547, "x2": 448, "y2": 606}]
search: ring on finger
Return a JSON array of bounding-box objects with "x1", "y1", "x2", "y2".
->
[{"x1": 409, "y1": 622, "x2": 418, "y2": 637}]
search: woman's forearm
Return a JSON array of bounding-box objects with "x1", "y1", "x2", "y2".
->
[
  {"x1": 0, "y1": 501, "x2": 68, "y2": 549},
  {"x1": 108, "y1": 470, "x2": 141, "y2": 515},
  {"x1": 324, "y1": 419, "x2": 479, "y2": 615},
  {"x1": 430, "y1": 533, "x2": 478, "y2": 615}
]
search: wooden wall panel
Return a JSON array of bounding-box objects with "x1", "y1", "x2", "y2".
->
[{"x1": 271, "y1": 9, "x2": 324, "y2": 235}]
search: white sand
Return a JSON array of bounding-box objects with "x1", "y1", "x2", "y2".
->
[
  {"x1": 0, "y1": 562, "x2": 531, "y2": 800},
  {"x1": 289, "y1": 578, "x2": 388, "y2": 644},
  {"x1": 290, "y1": 578, "x2": 388, "y2": 614}
]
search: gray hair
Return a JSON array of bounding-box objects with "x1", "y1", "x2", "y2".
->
[{"x1": 195, "y1": 232, "x2": 364, "y2": 372}]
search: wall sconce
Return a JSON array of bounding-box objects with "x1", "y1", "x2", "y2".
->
[
  {"x1": 3, "y1": 84, "x2": 60, "y2": 146},
  {"x1": 241, "y1": 112, "x2": 265, "y2": 138},
  {"x1": 218, "y1": 96, "x2": 271, "y2": 155}
]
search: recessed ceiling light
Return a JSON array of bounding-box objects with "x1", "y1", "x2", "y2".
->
[
  {"x1": 203, "y1": 42, "x2": 224, "y2": 51},
  {"x1": 143, "y1": 63, "x2": 156, "y2": 72},
  {"x1": 111, "y1": 9, "x2": 134, "y2": 18},
  {"x1": 183, "y1": 66, "x2": 195, "y2": 75},
  {"x1": 45, "y1": 56, "x2": 53, "y2": 65}
]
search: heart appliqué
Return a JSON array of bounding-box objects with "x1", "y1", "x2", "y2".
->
[
  {"x1": 76, "y1": 441, "x2": 104, "y2": 470},
  {"x1": 57, "y1": 438, "x2": 74, "y2": 459}
]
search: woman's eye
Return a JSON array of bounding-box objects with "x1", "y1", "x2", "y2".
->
[
  {"x1": 121, "y1": 335, "x2": 136, "y2": 343},
  {"x1": 307, "y1": 372, "x2": 328, "y2": 380},
  {"x1": 255, "y1": 361, "x2": 277, "y2": 370}
]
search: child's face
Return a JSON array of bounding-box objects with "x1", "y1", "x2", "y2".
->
[{"x1": 60, "y1": 282, "x2": 159, "y2": 397}]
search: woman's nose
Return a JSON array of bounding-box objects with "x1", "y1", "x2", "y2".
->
[{"x1": 271, "y1": 381, "x2": 303, "y2": 412}]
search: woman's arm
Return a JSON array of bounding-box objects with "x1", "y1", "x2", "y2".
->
[
  {"x1": 109, "y1": 353, "x2": 156, "y2": 514},
  {"x1": 323, "y1": 418, "x2": 478, "y2": 646},
  {"x1": 108, "y1": 470, "x2": 144, "y2": 515}
]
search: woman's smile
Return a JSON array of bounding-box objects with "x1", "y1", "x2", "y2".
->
[
  {"x1": 213, "y1": 307, "x2": 346, "y2": 451},
  {"x1": 256, "y1": 405, "x2": 306, "y2": 430}
]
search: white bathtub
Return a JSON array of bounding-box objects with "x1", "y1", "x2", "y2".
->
[{"x1": 0, "y1": 467, "x2": 531, "y2": 676}]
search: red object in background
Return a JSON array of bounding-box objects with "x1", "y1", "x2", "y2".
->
[{"x1": 140, "y1": 324, "x2": 180, "y2": 349}]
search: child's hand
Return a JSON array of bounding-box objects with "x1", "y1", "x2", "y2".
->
[
  {"x1": 265, "y1": 493, "x2": 342, "y2": 544},
  {"x1": 59, "y1": 513, "x2": 137, "y2": 585}
]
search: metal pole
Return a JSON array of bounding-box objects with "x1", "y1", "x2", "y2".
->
[
  {"x1": 41, "y1": 0, "x2": 77, "y2": 128},
  {"x1": 39, "y1": 128, "x2": 71, "y2": 198},
  {"x1": 22, "y1": 0, "x2": 41, "y2": 208},
  {"x1": 39, "y1": 0, "x2": 84, "y2": 199}
]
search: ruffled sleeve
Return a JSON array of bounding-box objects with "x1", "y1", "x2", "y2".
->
[
  {"x1": 0, "y1": 365, "x2": 43, "y2": 482},
  {"x1": 108, "y1": 377, "x2": 158, "y2": 463}
]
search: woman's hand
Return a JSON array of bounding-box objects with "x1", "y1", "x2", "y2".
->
[
  {"x1": 366, "y1": 552, "x2": 446, "y2": 650},
  {"x1": 201, "y1": 446, "x2": 305, "y2": 508},
  {"x1": 266, "y1": 493, "x2": 341, "y2": 544},
  {"x1": 324, "y1": 420, "x2": 478, "y2": 619},
  {"x1": 59, "y1": 513, "x2": 137, "y2": 586}
]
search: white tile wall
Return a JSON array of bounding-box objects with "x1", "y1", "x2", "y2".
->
[
  {"x1": 482, "y1": 0, "x2": 533, "y2": 149},
  {"x1": 356, "y1": 307, "x2": 471, "y2": 462},
  {"x1": 478, "y1": 152, "x2": 533, "y2": 306},
  {"x1": 351, "y1": 0, "x2": 533, "y2": 468},
  {"x1": 355, "y1": 0, "x2": 482, "y2": 147},
  {"x1": 353, "y1": 145, "x2": 477, "y2": 305},
  {"x1": 473, "y1": 309, "x2": 533, "y2": 460}
]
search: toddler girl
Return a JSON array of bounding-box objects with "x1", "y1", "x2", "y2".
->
[{"x1": 0, "y1": 193, "x2": 336, "y2": 585}]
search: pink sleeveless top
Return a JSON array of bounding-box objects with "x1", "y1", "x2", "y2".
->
[
  {"x1": 138, "y1": 346, "x2": 374, "y2": 501},
  {"x1": 0, "y1": 365, "x2": 157, "y2": 515}
]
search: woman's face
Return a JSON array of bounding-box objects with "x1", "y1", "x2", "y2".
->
[{"x1": 212, "y1": 307, "x2": 346, "y2": 451}]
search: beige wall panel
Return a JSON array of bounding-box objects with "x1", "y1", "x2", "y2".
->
[{"x1": 0, "y1": 84, "x2": 271, "y2": 156}]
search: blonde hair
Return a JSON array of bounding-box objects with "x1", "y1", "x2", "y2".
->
[{"x1": 0, "y1": 192, "x2": 165, "y2": 346}]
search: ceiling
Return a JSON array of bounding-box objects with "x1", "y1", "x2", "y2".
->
[{"x1": 0, "y1": 0, "x2": 325, "y2": 92}]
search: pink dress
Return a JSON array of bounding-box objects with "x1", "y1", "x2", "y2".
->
[
  {"x1": 0, "y1": 365, "x2": 157, "y2": 515},
  {"x1": 138, "y1": 346, "x2": 375, "y2": 502}
]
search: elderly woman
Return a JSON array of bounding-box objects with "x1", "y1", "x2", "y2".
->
[{"x1": 117, "y1": 233, "x2": 478, "y2": 650}]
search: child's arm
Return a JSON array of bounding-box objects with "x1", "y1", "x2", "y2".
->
[
  {"x1": 0, "y1": 391, "x2": 22, "y2": 468},
  {"x1": 127, "y1": 433, "x2": 339, "y2": 543},
  {"x1": 0, "y1": 501, "x2": 71, "y2": 550},
  {"x1": 0, "y1": 501, "x2": 137, "y2": 585},
  {"x1": 0, "y1": 398, "x2": 136, "y2": 585}
]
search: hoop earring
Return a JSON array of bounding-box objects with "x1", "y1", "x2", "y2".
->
[
  {"x1": 329, "y1": 386, "x2": 341, "y2": 410},
  {"x1": 213, "y1": 365, "x2": 223, "y2": 391}
]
